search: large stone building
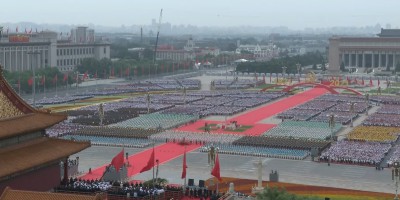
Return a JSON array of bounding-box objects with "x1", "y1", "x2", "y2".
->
[
  {"x1": 328, "y1": 29, "x2": 400, "y2": 73},
  {"x1": 235, "y1": 43, "x2": 280, "y2": 61},
  {"x1": 156, "y1": 38, "x2": 220, "y2": 61},
  {"x1": 0, "y1": 27, "x2": 110, "y2": 72}
]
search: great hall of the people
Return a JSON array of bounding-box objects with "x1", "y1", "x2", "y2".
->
[
  {"x1": 329, "y1": 29, "x2": 400, "y2": 72},
  {"x1": 0, "y1": 26, "x2": 110, "y2": 72}
]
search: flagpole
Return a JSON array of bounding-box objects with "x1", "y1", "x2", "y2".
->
[
  {"x1": 56, "y1": 76, "x2": 58, "y2": 97},
  {"x1": 43, "y1": 75, "x2": 46, "y2": 98},
  {"x1": 152, "y1": 141, "x2": 155, "y2": 189},
  {"x1": 183, "y1": 145, "x2": 187, "y2": 193}
]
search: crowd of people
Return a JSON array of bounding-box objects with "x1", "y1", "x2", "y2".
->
[
  {"x1": 363, "y1": 113, "x2": 400, "y2": 127},
  {"x1": 233, "y1": 136, "x2": 329, "y2": 150},
  {"x1": 34, "y1": 95, "x2": 93, "y2": 106},
  {"x1": 319, "y1": 140, "x2": 391, "y2": 166},
  {"x1": 70, "y1": 126, "x2": 160, "y2": 139},
  {"x1": 264, "y1": 121, "x2": 339, "y2": 140},
  {"x1": 57, "y1": 178, "x2": 168, "y2": 198},
  {"x1": 347, "y1": 126, "x2": 400, "y2": 143},
  {"x1": 200, "y1": 144, "x2": 309, "y2": 160},
  {"x1": 150, "y1": 130, "x2": 243, "y2": 144}
]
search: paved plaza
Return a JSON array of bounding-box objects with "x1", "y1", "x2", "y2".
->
[{"x1": 73, "y1": 145, "x2": 395, "y2": 194}]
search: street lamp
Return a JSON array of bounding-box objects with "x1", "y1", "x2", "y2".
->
[
  {"x1": 296, "y1": 63, "x2": 301, "y2": 81},
  {"x1": 282, "y1": 66, "x2": 287, "y2": 79},
  {"x1": 327, "y1": 113, "x2": 337, "y2": 141},
  {"x1": 348, "y1": 102, "x2": 357, "y2": 127},
  {"x1": 365, "y1": 94, "x2": 369, "y2": 116},
  {"x1": 27, "y1": 51, "x2": 41, "y2": 107},
  {"x1": 393, "y1": 161, "x2": 400, "y2": 200}
]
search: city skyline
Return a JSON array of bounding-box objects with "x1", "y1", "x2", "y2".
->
[{"x1": 1, "y1": 0, "x2": 399, "y2": 30}]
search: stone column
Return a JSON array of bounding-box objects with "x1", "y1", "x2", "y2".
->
[
  {"x1": 349, "y1": 53, "x2": 353, "y2": 67},
  {"x1": 379, "y1": 52, "x2": 382, "y2": 68},
  {"x1": 257, "y1": 159, "x2": 262, "y2": 188},
  {"x1": 372, "y1": 53, "x2": 375, "y2": 68},
  {"x1": 362, "y1": 53, "x2": 365, "y2": 68},
  {"x1": 341, "y1": 53, "x2": 345, "y2": 66},
  {"x1": 393, "y1": 53, "x2": 396, "y2": 68},
  {"x1": 386, "y1": 53, "x2": 389, "y2": 68},
  {"x1": 355, "y1": 53, "x2": 358, "y2": 67}
]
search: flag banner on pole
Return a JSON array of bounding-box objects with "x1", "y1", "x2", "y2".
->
[
  {"x1": 140, "y1": 148, "x2": 155, "y2": 173},
  {"x1": 110, "y1": 149, "x2": 124, "y2": 172},
  {"x1": 211, "y1": 152, "x2": 222, "y2": 182}
]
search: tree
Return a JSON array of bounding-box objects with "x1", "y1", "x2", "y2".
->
[
  {"x1": 395, "y1": 62, "x2": 400, "y2": 72},
  {"x1": 340, "y1": 61, "x2": 345, "y2": 72},
  {"x1": 312, "y1": 64, "x2": 317, "y2": 70}
]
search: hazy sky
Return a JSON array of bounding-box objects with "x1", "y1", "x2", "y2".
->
[{"x1": 2, "y1": 0, "x2": 399, "y2": 29}]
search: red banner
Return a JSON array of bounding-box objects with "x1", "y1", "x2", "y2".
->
[{"x1": 9, "y1": 35, "x2": 30, "y2": 43}]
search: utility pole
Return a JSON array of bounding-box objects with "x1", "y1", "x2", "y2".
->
[{"x1": 27, "y1": 51, "x2": 41, "y2": 107}]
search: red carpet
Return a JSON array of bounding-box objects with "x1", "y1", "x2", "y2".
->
[
  {"x1": 230, "y1": 88, "x2": 327, "y2": 124},
  {"x1": 176, "y1": 88, "x2": 326, "y2": 135},
  {"x1": 80, "y1": 143, "x2": 201, "y2": 180}
]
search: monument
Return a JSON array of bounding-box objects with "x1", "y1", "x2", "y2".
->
[{"x1": 252, "y1": 159, "x2": 264, "y2": 194}]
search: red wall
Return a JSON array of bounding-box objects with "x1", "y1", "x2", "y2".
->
[{"x1": 0, "y1": 163, "x2": 61, "y2": 193}]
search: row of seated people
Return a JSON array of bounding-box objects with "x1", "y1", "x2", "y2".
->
[
  {"x1": 347, "y1": 126, "x2": 400, "y2": 143},
  {"x1": 371, "y1": 95, "x2": 400, "y2": 105},
  {"x1": 363, "y1": 113, "x2": 400, "y2": 127},
  {"x1": 319, "y1": 140, "x2": 391, "y2": 166},
  {"x1": 71, "y1": 126, "x2": 160, "y2": 139},
  {"x1": 150, "y1": 130, "x2": 243, "y2": 145},
  {"x1": 34, "y1": 95, "x2": 93, "y2": 105},
  {"x1": 58, "y1": 178, "x2": 176, "y2": 197},
  {"x1": 110, "y1": 112, "x2": 198, "y2": 130},
  {"x1": 46, "y1": 121, "x2": 85, "y2": 137},
  {"x1": 232, "y1": 136, "x2": 329, "y2": 150},
  {"x1": 377, "y1": 104, "x2": 400, "y2": 115}
]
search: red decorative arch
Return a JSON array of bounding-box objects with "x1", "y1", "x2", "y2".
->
[
  {"x1": 274, "y1": 82, "x2": 364, "y2": 96},
  {"x1": 282, "y1": 82, "x2": 339, "y2": 94},
  {"x1": 260, "y1": 84, "x2": 287, "y2": 92}
]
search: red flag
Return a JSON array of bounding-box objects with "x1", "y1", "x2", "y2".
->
[
  {"x1": 28, "y1": 76, "x2": 33, "y2": 86},
  {"x1": 53, "y1": 74, "x2": 58, "y2": 84},
  {"x1": 378, "y1": 78, "x2": 380, "y2": 86},
  {"x1": 361, "y1": 77, "x2": 364, "y2": 85},
  {"x1": 140, "y1": 148, "x2": 155, "y2": 173},
  {"x1": 354, "y1": 77, "x2": 358, "y2": 84},
  {"x1": 369, "y1": 78, "x2": 373, "y2": 87},
  {"x1": 110, "y1": 149, "x2": 124, "y2": 172},
  {"x1": 181, "y1": 149, "x2": 188, "y2": 179},
  {"x1": 111, "y1": 68, "x2": 115, "y2": 76},
  {"x1": 63, "y1": 73, "x2": 68, "y2": 82},
  {"x1": 211, "y1": 152, "x2": 222, "y2": 182},
  {"x1": 41, "y1": 75, "x2": 45, "y2": 85},
  {"x1": 346, "y1": 76, "x2": 350, "y2": 83},
  {"x1": 83, "y1": 71, "x2": 88, "y2": 79},
  {"x1": 125, "y1": 68, "x2": 130, "y2": 76}
]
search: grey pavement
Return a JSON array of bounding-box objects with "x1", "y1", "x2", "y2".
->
[{"x1": 73, "y1": 146, "x2": 396, "y2": 194}]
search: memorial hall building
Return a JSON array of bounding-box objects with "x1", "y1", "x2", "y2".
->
[{"x1": 328, "y1": 29, "x2": 400, "y2": 72}]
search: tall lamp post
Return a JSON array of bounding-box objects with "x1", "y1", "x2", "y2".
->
[
  {"x1": 282, "y1": 66, "x2": 287, "y2": 81},
  {"x1": 348, "y1": 102, "x2": 356, "y2": 127},
  {"x1": 328, "y1": 113, "x2": 336, "y2": 141},
  {"x1": 393, "y1": 161, "x2": 400, "y2": 200},
  {"x1": 27, "y1": 51, "x2": 41, "y2": 107},
  {"x1": 365, "y1": 94, "x2": 369, "y2": 116},
  {"x1": 296, "y1": 63, "x2": 301, "y2": 81}
]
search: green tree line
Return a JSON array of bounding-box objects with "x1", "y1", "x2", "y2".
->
[{"x1": 236, "y1": 52, "x2": 325, "y2": 74}]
